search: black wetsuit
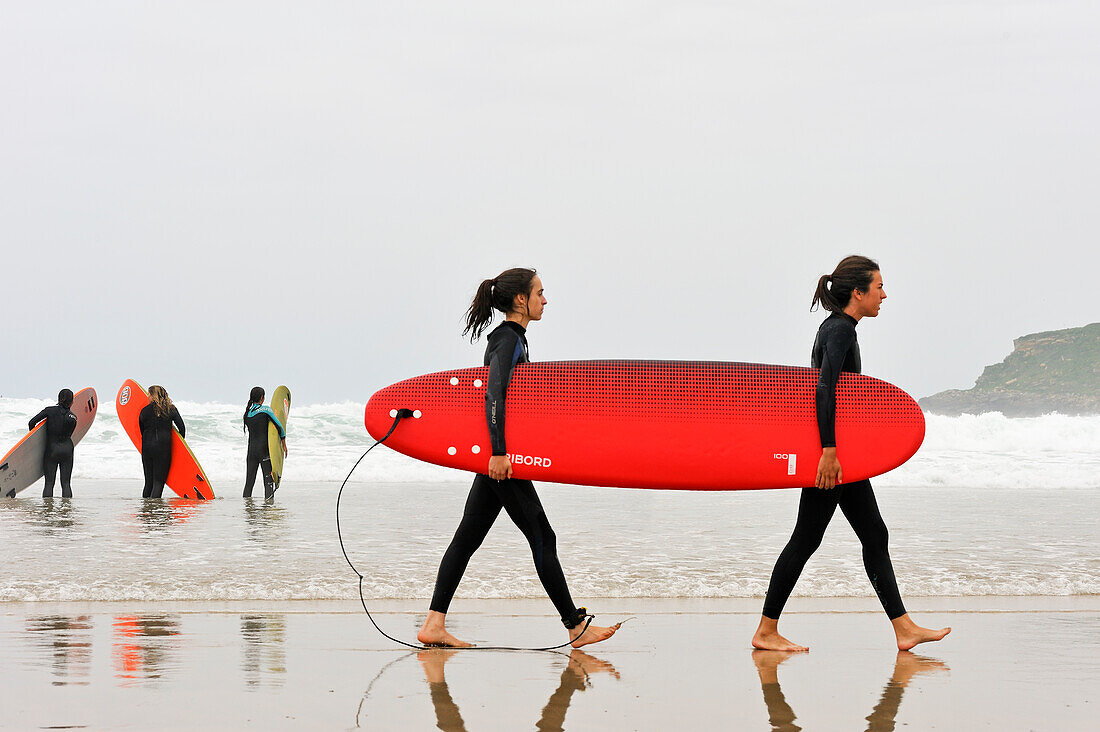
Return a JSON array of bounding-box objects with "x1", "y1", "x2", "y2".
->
[
  {"x1": 243, "y1": 405, "x2": 285, "y2": 499},
  {"x1": 762, "y1": 312, "x2": 907, "y2": 620},
  {"x1": 138, "y1": 404, "x2": 184, "y2": 498},
  {"x1": 430, "y1": 321, "x2": 583, "y2": 627},
  {"x1": 28, "y1": 406, "x2": 77, "y2": 498}
]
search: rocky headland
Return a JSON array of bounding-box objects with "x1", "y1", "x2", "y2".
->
[{"x1": 920, "y1": 322, "x2": 1100, "y2": 416}]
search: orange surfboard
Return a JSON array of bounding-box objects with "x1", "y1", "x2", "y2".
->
[{"x1": 115, "y1": 380, "x2": 214, "y2": 500}]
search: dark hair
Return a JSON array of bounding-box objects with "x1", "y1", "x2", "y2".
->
[
  {"x1": 243, "y1": 386, "x2": 265, "y2": 432},
  {"x1": 463, "y1": 267, "x2": 538, "y2": 341},
  {"x1": 811, "y1": 255, "x2": 880, "y2": 312},
  {"x1": 57, "y1": 389, "x2": 74, "y2": 409}
]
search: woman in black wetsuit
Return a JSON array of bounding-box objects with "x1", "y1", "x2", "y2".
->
[
  {"x1": 139, "y1": 385, "x2": 185, "y2": 498},
  {"x1": 28, "y1": 389, "x2": 78, "y2": 498},
  {"x1": 416, "y1": 268, "x2": 619, "y2": 649},
  {"x1": 752, "y1": 256, "x2": 951, "y2": 652},
  {"x1": 242, "y1": 386, "x2": 287, "y2": 499}
]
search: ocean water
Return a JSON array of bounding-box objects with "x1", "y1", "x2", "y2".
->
[{"x1": 1, "y1": 397, "x2": 1097, "y2": 603}]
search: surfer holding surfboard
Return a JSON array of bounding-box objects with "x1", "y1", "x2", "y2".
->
[
  {"x1": 27, "y1": 389, "x2": 79, "y2": 498},
  {"x1": 242, "y1": 386, "x2": 287, "y2": 499},
  {"x1": 139, "y1": 386, "x2": 186, "y2": 499},
  {"x1": 752, "y1": 256, "x2": 951, "y2": 652},
  {"x1": 416, "y1": 268, "x2": 620, "y2": 650}
]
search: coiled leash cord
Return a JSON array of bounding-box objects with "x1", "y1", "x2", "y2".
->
[{"x1": 336, "y1": 409, "x2": 594, "y2": 651}]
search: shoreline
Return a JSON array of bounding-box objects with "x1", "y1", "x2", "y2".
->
[{"x1": 4, "y1": 594, "x2": 1097, "y2": 615}]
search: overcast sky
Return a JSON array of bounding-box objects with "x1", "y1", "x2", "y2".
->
[{"x1": 2, "y1": 1, "x2": 1097, "y2": 405}]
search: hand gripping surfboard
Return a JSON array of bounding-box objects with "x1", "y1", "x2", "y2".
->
[{"x1": 364, "y1": 361, "x2": 924, "y2": 490}]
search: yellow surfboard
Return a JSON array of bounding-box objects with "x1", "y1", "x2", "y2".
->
[{"x1": 267, "y1": 386, "x2": 290, "y2": 490}]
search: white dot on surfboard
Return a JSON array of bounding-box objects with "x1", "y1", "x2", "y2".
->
[
  {"x1": 450, "y1": 377, "x2": 459, "y2": 385},
  {"x1": 413, "y1": 410, "x2": 422, "y2": 419},
  {"x1": 471, "y1": 445, "x2": 481, "y2": 454},
  {"x1": 447, "y1": 446, "x2": 456, "y2": 455},
  {"x1": 389, "y1": 410, "x2": 397, "y2": 418},
  {"x1": 473, "y1": 379, "x2": 483, "y2": 388}
]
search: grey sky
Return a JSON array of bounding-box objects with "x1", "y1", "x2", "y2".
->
[{"x1": 2, "y1": 2, "x2": 1098, "y2": 405}]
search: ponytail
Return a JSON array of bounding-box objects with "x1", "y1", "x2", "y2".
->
[
  {"x1": 463, "y1": 267, "x2": 538, "y2": 341},
  {"x1": 243, "y1": 386, "x2": 265, "y2": 432},
  {"x1": 811, "y1": 256, "x2": 879, "y2": 312}
]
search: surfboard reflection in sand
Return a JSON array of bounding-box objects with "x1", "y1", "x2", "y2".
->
[{"x1": 112, "y1": 615, "x2": 181, "y2": 686}]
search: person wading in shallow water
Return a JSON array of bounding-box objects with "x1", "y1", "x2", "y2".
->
[
  {"x1": 752, "y1": 255, "x2": 951, "y2": 652},
  {"x1": 28, "y1": 389, "x2": 78, "y2": 498},
  {"x1": 417, "y1": 267, "x2": 620, "y2": 649},
  {"x1": 138, "y1": 385, "x2": 185, "y2": 499}
]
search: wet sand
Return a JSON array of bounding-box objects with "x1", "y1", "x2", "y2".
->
[{"x1": 2, "y1": 597, "x2": 1097, "y2": 730}]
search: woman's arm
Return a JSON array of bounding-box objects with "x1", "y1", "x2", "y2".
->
[
  {"x1": 171, "y1": 406, "x2": 186, "y2": 439},
  {"x1": 484, "y1": 330, "x2": 522, "y2": 479},
  {"x1": 28, "y1": 409, "x2": 48, "y2": 432},
  {"x1": 814, "y1": 326, "x2": 855, "y2": 489}
]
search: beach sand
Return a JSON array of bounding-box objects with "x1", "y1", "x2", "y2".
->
[{"x1": 2, "y1": 596, "x2": 1096, "y2": 730}]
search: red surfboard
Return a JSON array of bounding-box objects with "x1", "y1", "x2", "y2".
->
[
  {"x1": 364, "y1": 361, "x2": 925, "y2": 491},
  {"x1": 115, "y1": 380, "x2": 214, "y2": 500}
]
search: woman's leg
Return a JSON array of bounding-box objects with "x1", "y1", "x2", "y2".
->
[
  {"x1": 496, "y1": 479, "x2": 577, "y2": 622},
  {"x1": 58, "y1": 442, "x2": 74, "y2": 498},
  {"x1": 141, "y1": 451, "x2": 157, "y2": 498},
  {"x1": 837, "y1": 480, "x2": 905, "y2": 619},
  {"x1": 754, "y1": 487, "x2": 841, "y2": 651},
  {"x1": 243, "y1": 453, "x2": 260, "y2": 498},
  {"x1": 498, "y1": 480, "x2": 620, "y2": 648},
  {"x1": 418, "y1": 476, "x2": 502, "y2": 646},
  {"x1": 839, "y1": 481, "x2": 951, "y2": 650},
  {"x1": 42, "y1": 449, "x2": 58, "y2": 498}
]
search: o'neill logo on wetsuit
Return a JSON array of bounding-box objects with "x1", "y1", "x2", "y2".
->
[
  {"x1": 508, "y1": 453, "x2": 552, "y2": 468},
  {"x1": 773, "y1": 453, "x2": 797, "y2": 476},
  {"x1": 119, "y1": 386, "x2": 131, "y2": 406}
]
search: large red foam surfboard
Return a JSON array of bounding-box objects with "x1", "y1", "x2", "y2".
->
[
  {"x1": 115, "y1": 380, "x2": 214, "y2": 500},
  {"x1": 364, "y1": 361, "x2": 925, "y2": 491}
]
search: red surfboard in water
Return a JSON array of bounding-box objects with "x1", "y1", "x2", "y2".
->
[{"x1": 364, "y1": 361, "x2": 924, "y2": 491}]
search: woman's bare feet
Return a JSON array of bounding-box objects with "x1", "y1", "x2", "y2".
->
[
  {"x1": 569, "y1": 621, "x2": 620, "y2": 649},
  {"x1": 891, "y1": 614, "x2": 951, "y2": 651},
  {"x1": 417, "y1": 610, "x2": 474, "y2": 648},
  {"x1": 752, "y1": 616, "x2": 809, "y2": 652}
]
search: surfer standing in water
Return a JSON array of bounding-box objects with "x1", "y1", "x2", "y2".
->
[
  {"x1": 28, "y1": 389, "x2": 78, "y2": 498},
  {"x1": 241, "y1": 386, "x2": 287, "y2": 499},
  {"x1": 417, "y1": 268, "x2": 620, "y2": 649},
  {"x1": 139, "y1": 385, "x2": 185, "y2": 498},
  {"x1": 752, "y1": 255, "x2": 951, "y2": 652}
]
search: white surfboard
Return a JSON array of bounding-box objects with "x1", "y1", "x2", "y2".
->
[{"x1": 0, "y1": 388, "x2": 98, "y2": 497}]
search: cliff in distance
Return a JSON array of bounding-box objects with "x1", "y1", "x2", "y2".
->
[{"x1": 919, "y1": 322, "x2": 1100, "y2": 416}]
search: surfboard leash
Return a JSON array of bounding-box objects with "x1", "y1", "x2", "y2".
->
[{"x1": 336, "y1": 410, "x2": 595, "y2": 652}]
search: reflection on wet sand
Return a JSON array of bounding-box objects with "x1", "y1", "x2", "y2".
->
[
  {"x1": 752, "y1": 650, "x2": 949, "y2": 732},
  {"x1": 26, "y1": 615, "x2": 93, "y2": 686},
  {"x1": 407, "y1": 649, "x2": 621, "y2": 732},
  {"x1": 112, "y1": 615, "x2": 181, "y2": 685},
  {"x1": 243, "y1": 498, "x2": 286, "y2": 543},
  {"x1": 241, "y1": 614, "x2": 287, "y2": 688},
  {"x1": 0, "y1": 497, "x2": 79, "y2": 530},
  {"x1": 135, "y1": 498, "x2": 204, "y2": 530}
]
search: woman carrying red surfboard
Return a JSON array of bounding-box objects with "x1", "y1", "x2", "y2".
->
[
  {"x1": 416, "y1": 268, "x2": 620, "y2": 649},
  {"x1": 752, "y1": 256, "x2": 951, "y2": 652},
  {"x1": 140, "y1": 386, "x2": 186, "y2": 499}
]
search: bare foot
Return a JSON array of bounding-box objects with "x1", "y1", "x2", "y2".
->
[
  {"x1": 569, "y1": 621, "x2": 620, "y2": 649},
  {"x1": 752, "y1": 616, "x2": 809, "y2": 652},
  {"x1": 891, "y1": 614, "x2": 951, "y2": 651},
  {"x1": 417, "y1": 610, "x2": 474, "y2": 648}
]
